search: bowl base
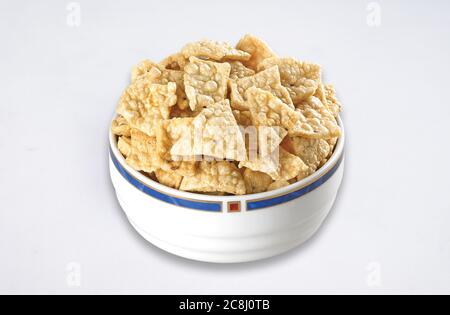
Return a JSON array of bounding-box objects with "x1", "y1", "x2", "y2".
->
[{"x1": 126, "y1": 210, "x2": 329, "y2": 264}]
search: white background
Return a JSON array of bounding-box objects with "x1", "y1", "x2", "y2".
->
[{"x1": 1, "y1": 0, "x2": 450, "y2": 295}]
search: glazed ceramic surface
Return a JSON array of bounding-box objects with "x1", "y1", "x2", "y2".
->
[{"x1": 109, "y1": 118, "x2": 345, "y2": 263}]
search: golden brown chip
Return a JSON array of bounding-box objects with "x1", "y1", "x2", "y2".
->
[
  {"x1": 229, "y1": 66, "x2": 293, "y2": 110},
  {"x1": 240, "y1": 148, "x2": 308, "y2": 181},
  {"x1": 245, "y1": 87, "x2": 340, "y2": 139},
  {"x1": 160, "y1": 53, "x2": 188, "y2": 71},
  {"x1": 324, "y1": 84, "x2": 342, "y2": 118},
  {"x1": 180, "y1": 161, "x2": 246, "y2": 195},
  {"x1": 295, "y1": 96, "x2": 341, "y2": 139},
  {"x1": 117, "y1": 136, "x2": 131, "y2": 157},
  {"x1": 184, "y1": 57, "x2": 231, "y2": 111},
  {"x1": 131, "y1": 59, "x2": 158, "y2": 83},
  {"x1": 112, "y1": 115, "x2": 131, "y2": 137},
  {"x1": 229, "y1": 61, "x2": 256, "y2": 80},
  {"x1": 267, "y1": 180, "x2": 290, "y2": 191},
  {"x1": 181, "y1": 40, "x2": 251, "y2": 62},
  {"x1": 116, "y1": 78, "x2": 177, "y2": 137},
  {"x1": 126, "y1": 127, "x2": 196, "y2": 176},
  {"x1": 282, "y1": 136, "x2": 331, "y2": 176},
  {"x1": 155, "y1": 169, "x2": 183, "y2": 189},
  {"x1": 242, "y1": 169, "x2": 273, "y2": 194},
  {"x1": 170, "y1": 100, "x2": 247, "y2": 161},
  {"x1": 156, "y1": 118, "x2": 195, "y2": 160},
  {"x1": 236, "y1": 34, "x2": 277, "y2": 70},
  {"x1": 258, "y1": 57, "x2": 321, "y2": 104},
  {"x1": 126, "y1": 129, "x2": 159, "y2": 174},
  {"x1": 232, "y1": 110, "x2": 253, "y2": 127}
]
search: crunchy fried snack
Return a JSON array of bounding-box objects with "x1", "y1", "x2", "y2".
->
[
  {"x1": 184, "y1": 57, "x2": 231, "y2": 111},
  {"x1": 258, "y1": 57, "x2": 321, "y2": 104},
  {"x1": 229, "y1": 61, "x2": 256, "y2": 80},
  {"x1": 267, "y1": 180, "x2": 290, "y2": 191},
  {"x1": 113, "y1": 35, "x2": 343, "y2": 195},
  {"x1": 155, "y1": 169, "x2": 183, "y2": 189},
  {"x1": 112, "y1": 115, "x2": 131, "y2": 137},
  {"x1": 160, "y1": 53, "x2": 188, "y2": 71},
  {"x1": 126, "y1": 129, "x2": 159, "y2": 174},
  {"x1": 324, "y1": 84, "x2": 342, "y2": 118},
  {"x1": 243, "y1": 169, "x2": 273, "y2": 194},
  {"x1": 117, "y1": 77, "x2": 177, "y2": 137},
  {"x1": 117, "y1": 136, "x2": 132, "y2": 157},
  {"x1": 295, "y1": 96, "x2": 341, "y2": 139},
  {"x1": 240, "y1": 149, "x2": 308, "y2": 181},
  {"x1": 236, "y1": 34, "x2": 277, "y2": 70},
  {"x1": 230, "y1": 66, "x2": 293, "y2": 110},
  {"x1": 282, "y1": 137, "x2": 331, "y2": 176},
  {"x1": 180, "y1": 161, "x2": 246, "y2": 195},
  {"x1": 232, "y1": 110, "x2": 253, "y2": 127},
  {"x1": 170, "y1": 100, "x2": 246, "y2": 161},
  {"x1": 182, "y1": 40, "x2": 251, "y2": 62},
  {"x1": 245, "y1": 87, "x2": 340, "y2": 139},
  {"x1": 131, "y1": 59, "x2": 158, "y2": 82}
]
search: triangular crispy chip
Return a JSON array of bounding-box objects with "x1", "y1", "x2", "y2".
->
[
  {"x1": 229, "y1": 61, "x2": 255, "y2": 80},
  {"x1": 170, "y1": 100, "x2": 247, "y2": 161},
  {"x1": 184, "y1": 57, "x2": 231, "y2": 111},
  {"x1": 245, "y1": 87, "x2": 340, "y2": 139},
  {"x1": 239, "y1": 148, "x2": 308, "y2": 181},
  {"x1": 236, "y1": 34, "x2": 277, "y2": 70},
  {"x1": 282, "y1": 136, "x2": 331, "y2": 177},
  {"x1": 267, "y1": 180, "x2": 290, "y2": 191},
  {"x1": 324, "y1": 84, "x2": 342, "y2": 118},
  {"x1": 155, "y1": 169, "x2": 183, "y2": 190},
  {"x1": 116, "y1": 77, "x2": 177, "y2": 137},
  {"x1": 258, "y1": 57, "x2": 321, "y2": 104},
  {"x1": 242, "y1": 169, "x2": 273, "y2": 194},
  {"x1": 182, "y1": 40, "x2": 251, "y2": 62},
  {"x1": 295, "y1": 96, "x2": 341, "y2": 139},
  {"x1": 112, "y1": 115, "x2": 131, "y2": 137},
  {"x1": 229, "y1": 66, "x2": 293, "y2": 110},
  {"x1": 180, "y1": 161, "x2": 246, "y2": 195}
]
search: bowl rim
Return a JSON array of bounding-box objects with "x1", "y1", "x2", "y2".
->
[{"x1": 109, "y1": 116, "x2": 345, "y2": 202}]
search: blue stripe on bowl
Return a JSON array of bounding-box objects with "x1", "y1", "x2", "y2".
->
[
  {"x1": 246, "y1": 155, "x2": 344, "y2": 211},
  {"x1": 110, "y1": 150, "x2": 222, "y2": 212}
]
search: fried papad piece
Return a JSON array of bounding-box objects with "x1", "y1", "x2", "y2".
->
[
  {"x1": 258, "y1": 57, "x2": 321, "y2": 104},
  {"x1": 125, "y1": 129, "x2": 159, "y2": 174},
  {"x1": 184, "y1": 57, "x2": 231, "y2": 111},
  {"x1": 181, "y1": 40, "x2": 251, "y2": 62},
  {"x1": 295, "y1": 96, "x2": 341, "y2": 139},
  {"x1": 155, "y1": 169, "x2": 183, "y2": 190},
  {"x1": 245, "y1": 87, "x2": 340, "y2": 139},
  {"x1": 324, "y1": 84, "x2": 342, "y2": 118},
  {"x1": 145, "y1": 63, "x2": 189, "y2": 110},
  {"x1": 131, "y1": 59, "x2": 158, "y2": 83},
  {"x1": 267, "y1": 180, "x2": 290, "y2": 192},
  {"x1": 117, "y1": 136, "x2": 132, "y2": 158},
  {"x1": 112, "y1": 115, "x2": 131, "y2": 137},
  {"x1": 232, "y1": 110, "x2": 253, "y2": 127},
  {"x1": 155, "y1": 118, "x2": 198, "y2": 176},
  {"x1": 236, "y1": 34, "x2": 277, "y2": 70},
  {"x1": 282, "y1": 136, "x2": 331, "y2": 177},
  {"x1": 126, "y1": 127, "x2": 196, "y2": 176},
  {"x1": 240, "y1": 148, "x2": 308, "y2": 181},
  {"x1": 160, "y1": 53, "x2": 188, "y2": 71},
  {"x1": 180, "y1": 161, "x2": 246, "y2": 195},
  {"x1": 229, "y1": 66, "x2": 293, "y2": 110},
  {"x1": 116, "y1": 77, "x2": 177, "y2": 137},
  {"x1": 242, "y1": 169, "x2": 273, "y2": 194},
  {"x1": 229, "y1": 61, "x2": 256, "y2": 80},
  {"x1": 171, "y1": 100, "x2": 247, "y2": 161}
]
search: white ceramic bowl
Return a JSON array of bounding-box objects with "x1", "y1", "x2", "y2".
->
[{"x1": 109, "y1": 118, "x2": 345, "y2": 263}]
